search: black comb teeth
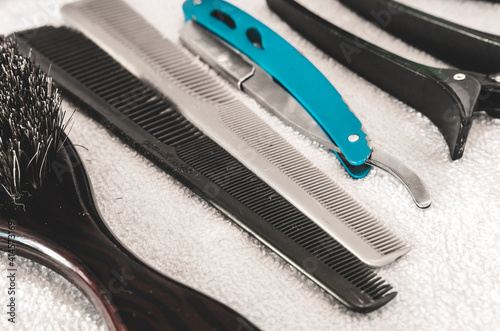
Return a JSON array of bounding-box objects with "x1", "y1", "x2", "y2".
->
[{"x1": 14, "y1": 26, "x2": 397, "y2": 312}]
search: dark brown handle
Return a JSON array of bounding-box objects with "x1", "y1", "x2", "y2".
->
[
  {"x1": 0, "y1": 219, "x2": 254, "y2": 331},
  {"x1": 0, "y1": 142, "x2": 257, "y2": 331}
]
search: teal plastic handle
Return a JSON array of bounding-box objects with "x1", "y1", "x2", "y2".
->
[{"x1": 183, "y1": 0, "x2": 371, "y2": 167}]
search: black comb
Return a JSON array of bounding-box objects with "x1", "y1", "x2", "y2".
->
[{"x1": 14, "y1": 26, "x2": 396, "y2": 313}]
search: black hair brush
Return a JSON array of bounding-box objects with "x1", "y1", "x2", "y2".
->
[{"x1": 0, "y1": 35, "x2": 257, "y2": 331}]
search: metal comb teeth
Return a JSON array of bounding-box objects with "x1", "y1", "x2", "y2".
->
[
  {"x1": 61, "y1": 0, "x2": 410, "y2": 267},
  {"x1": 15, "y1": 25, "x2": 397, "y2": 312}
]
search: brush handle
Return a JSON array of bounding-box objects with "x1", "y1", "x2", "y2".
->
[{"x1": 0, "y1": 142, "x2": 256, "y2": 331}]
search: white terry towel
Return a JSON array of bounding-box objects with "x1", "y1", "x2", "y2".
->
[{"x1": 0, "y1": 0, "x2": 499, "y2": 330}]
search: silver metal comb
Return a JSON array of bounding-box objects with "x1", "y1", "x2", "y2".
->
[{"x1": 61, "y1": 0, "x2": 411, "y2": 267}]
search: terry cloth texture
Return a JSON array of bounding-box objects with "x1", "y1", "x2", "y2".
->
[{"x1": 1, "y1": 0, "x2": 499, "y2": 330}]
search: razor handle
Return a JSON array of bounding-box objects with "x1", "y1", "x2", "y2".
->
[
  {"x1": 338, "y1": 0, "x2": 500, "y2": 74},
  {"x1": 267, "y1": 0, "x2": 483, "y2": 160},
  {"x1": 183, "y1": 0, "x2": 371, "y2": 166},
  {"x1": 0, "y1": 142, "x2": 257, "y2": 331}
]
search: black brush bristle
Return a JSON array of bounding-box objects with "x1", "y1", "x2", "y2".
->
[{"x1": 0, "y1": 35, "x2": 66, "y2": 201}]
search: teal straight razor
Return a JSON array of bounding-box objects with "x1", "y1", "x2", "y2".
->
[
  {"x1": 182, "y1": 0, "x2": 430, "y2": 208},
  {"x1": 183, "y1": 0, "x2": 370, "y2": 167}
]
